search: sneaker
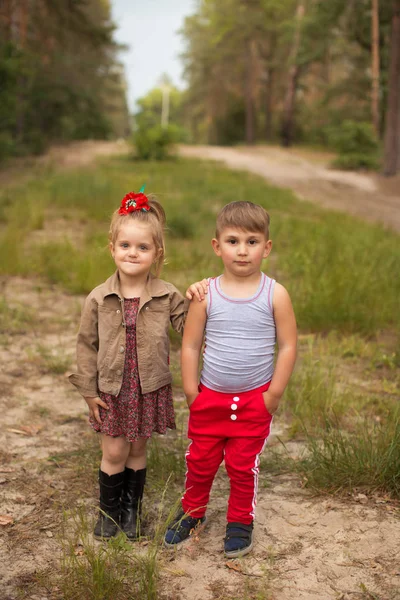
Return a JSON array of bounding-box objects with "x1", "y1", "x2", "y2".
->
[
  {"x1": 164, "y1": 510, "x2": 206, "y2": 548},
  {"x1": 224, "y1": 522, "x2": 254, "y2": 558}
]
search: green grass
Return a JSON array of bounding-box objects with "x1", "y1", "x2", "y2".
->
[
  {"x1": 0, "y1": 156, "x2": 399, "y2": 336},
  {"x1": 0, "y1": 297, "x2": 36, "y2": 333},
  {"x1": 27, "y1": 342, "x2": 72, "y2": 374},
  {"x1": 58, "y1": 507, "x2": 161, "y2": 600},
  {"x1": 297, "y1": 408, "x2": 400, "y2": 498}
]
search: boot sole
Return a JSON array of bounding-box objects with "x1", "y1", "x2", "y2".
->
[
  {"x1": 164, "y1": 517, "x2": 207, "y2": 549},
  {"x1": 93, "y1": 533, "x2": 117, "y2": 541}
]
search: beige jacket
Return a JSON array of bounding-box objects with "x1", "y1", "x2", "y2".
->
[{"x1": 69, "y1": 271, "x2": 188, "y2": 397}]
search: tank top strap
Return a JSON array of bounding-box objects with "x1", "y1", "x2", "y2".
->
[{"x1": 206, "y1": 277, "x2": 217, "y2": 315}]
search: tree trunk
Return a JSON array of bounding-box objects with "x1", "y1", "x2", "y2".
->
[
  {"x1": 265, "y1": 67, "x2": 274, "y2": 142},
  {"x1": 383, "y1": 0, "x2": 400, "y2": 176},
  {"x1": 371, "y1": 0, "x2": 380, "y2": 136},
  {"x1": 245, "y1": 41, "x2": 255, "y2": 145},
  {"x1": 281, "y1": 2, "x2": 305, "y2": 147}
]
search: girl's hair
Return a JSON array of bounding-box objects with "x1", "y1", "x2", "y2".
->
[
  {"x1": 216, "y1": 201, "x2": 270, "y2": 239},
  {"x1": 109, "y1": 195, "x2": 166, "y2": 276}
]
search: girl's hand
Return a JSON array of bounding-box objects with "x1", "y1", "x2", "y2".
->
[
  {"x1": 185, "y1": 279, "x2": 209, "y2": 301},
  {"x1": 84, "y1": 396, "x2": 109, "y2": 424},
  {"x1": 262, "y1": 390, "x2": 281, "y2": 416}
]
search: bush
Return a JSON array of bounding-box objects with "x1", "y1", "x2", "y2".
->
[
  {"x1": 132, "y1": 125, "x2": 179, "y2": 161},
  {"x1": 328, "y1": 120, "x2": 380, "y2": 171},
  {"x1": 332, "y1": 153, "x2": 380, "y2": 170}
]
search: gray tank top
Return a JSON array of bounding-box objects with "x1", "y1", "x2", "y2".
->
[{"x1": 200, "y1": 273, "x2": 276, "y2": 393}]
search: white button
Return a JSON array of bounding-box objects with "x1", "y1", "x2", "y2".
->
[
  {"x1": 119, "y1": 346, "x2": 125, "y2": 353},
  {"x1": 116, "y1": 309, "x2": 121, "y2": 314},
  {"x1": 233, "y1": 396, "x2": 240, "y2": 402},
  {"x1": 231, "y1": 404, "x2": 237, "y2": 410},
  {"x1": 145, "y1": 306, "x2": 149, "y2": 310},
  {"x1": 230, "y1": 414, "x2": 237, "y2": 421}
]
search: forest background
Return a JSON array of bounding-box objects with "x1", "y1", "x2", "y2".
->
[{"x1": 1, "y1": 0, "x2": 400, "y2": 175}]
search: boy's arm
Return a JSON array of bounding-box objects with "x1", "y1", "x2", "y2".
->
[
  {"x1": 263, "y1": 283, "x2": 297, "y2": 415},
  {"x1": 181, "y1": 296, "x2": 207, "y2": 406}
]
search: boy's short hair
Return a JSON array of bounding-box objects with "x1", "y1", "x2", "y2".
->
[{"x1": 216, "y1": 201, "x2": 270, "y2": 239}]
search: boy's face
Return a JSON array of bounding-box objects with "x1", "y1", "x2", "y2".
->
[{"x1": 212, "y1": 228, "x2": 272, "y2": 277}]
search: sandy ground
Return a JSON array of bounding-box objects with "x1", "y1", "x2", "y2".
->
[{"x1": 1, "y1": 142, "x2": 399, "y2": 599}]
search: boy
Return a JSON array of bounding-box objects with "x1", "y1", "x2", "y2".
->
[{"x1": 164, "y1": 201, "x2": 297, "y2": 557}]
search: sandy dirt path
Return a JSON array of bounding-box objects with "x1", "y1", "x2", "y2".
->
[{"x1": 180, "y1": 145, "x2": 400, "y2": 233}]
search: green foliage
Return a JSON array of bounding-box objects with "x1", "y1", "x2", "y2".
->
[
  {"x1": 135, "y1": 82, "x2": 186, "y2": 133},
  {"x1": 0, "y1": 298, "x2": 35, "y2": 334},
  {"x1": 328, "y1": 120, "x2": 380, "y2": 170},
  {"x1": 167, "y1": 214, "x2": 196, "y2": 239},
  {"x1": 283, "y1": 342, "x2": 344, "y2": 435},
  {"x1": 0, "y1": 132, "x2": 16, "y2": 161},
  {"x1": 181, "y1": 0, "x2": 394, "y2": 149},
  {"x1": 333, "y1": 153, "x2": 380, "y2": 171},
  {"x1": 0, "y1": 2, "x2": 129, "y2": 161},
  {"x1": 298, "y1": 410, "x2": 400, "y2": 498},
  {"x1": 28, "y1": 343, "x2": 72, "y2": 375},
  {"x1": 132, "y1": 125, "x2": 180, "y2": 161},
  {"x1": 59, "y1": 508, "x2": 160, "y2": 600}
]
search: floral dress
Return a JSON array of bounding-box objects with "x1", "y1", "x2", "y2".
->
[{"x1": 90, "y1": 298, "x2": 176, "y2": 441}]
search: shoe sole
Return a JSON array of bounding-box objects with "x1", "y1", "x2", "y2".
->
[
  {"x1": 224, "y1": 538, "x2": 254, "y2": 559},
  {"x1": 163, "y1": 517, "x2": 207, "y2": 549}
]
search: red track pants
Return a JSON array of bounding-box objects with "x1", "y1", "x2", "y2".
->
[{"x1": 181, "y1": 382, "x2": 273, "y2": 525}]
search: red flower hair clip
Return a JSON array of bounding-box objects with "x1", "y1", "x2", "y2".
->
[{"x1": 118, "y1": 191, "x2": 150, "y2": 214}]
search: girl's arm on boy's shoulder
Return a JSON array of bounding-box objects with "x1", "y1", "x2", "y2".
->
[
  {"x1": 181, "y1": 296, "x2": 207, "y2": 406},
  {"x1": 169, "y1": 287, "x2": 190, "y2": 334},
  {"x1": 185, "y1": 278, "x2": 209, "y2": 301},
  {"x1": 263, "y1": 283, "x2": 297, "y2": 414}
]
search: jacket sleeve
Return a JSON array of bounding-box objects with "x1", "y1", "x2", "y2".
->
[
  {"x1": 68, "y1": 295, "x2": 99, "y2": 397},
  {"x1": 169, "y1": 285, "x2": 189, "y2": 335}
]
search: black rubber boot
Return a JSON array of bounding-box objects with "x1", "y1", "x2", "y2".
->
[
  {"x1": 120, "y1": 467, "x2": 146, "y2": 539},
  {"x1": 93, "y1": 470, "x2": 124, "y2": 540}
]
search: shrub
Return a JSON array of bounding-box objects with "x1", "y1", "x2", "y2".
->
[
  {"x1": 132, "y1": 125, "x2": 179, "y2": 161},
  {"x1": 328, "y1": 120, "x2": 380, "y2": 170}
]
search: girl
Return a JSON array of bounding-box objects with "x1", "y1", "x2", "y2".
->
[{"x1": 69, "y1": 190, "x2": 206, "y2": 540}]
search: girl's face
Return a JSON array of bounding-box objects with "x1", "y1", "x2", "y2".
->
[{"x1": 110, "y1": 222, "x2": 160, "y2": 280}]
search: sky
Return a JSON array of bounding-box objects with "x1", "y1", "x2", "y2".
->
[{"x1": 111, "y1": 0, "x2": 197, "y2": 112}]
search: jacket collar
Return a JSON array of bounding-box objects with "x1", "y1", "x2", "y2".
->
[{"x1": 102, "y1": 271, "x2": 170, "y2": 307}]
